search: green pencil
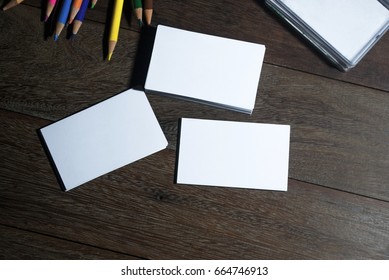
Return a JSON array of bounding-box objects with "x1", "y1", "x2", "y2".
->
[{"x1": 132, "y1": 0, "x2": 143, "y2": 26}]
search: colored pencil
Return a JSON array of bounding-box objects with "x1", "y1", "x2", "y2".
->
[
  {"x1": 143, "y1": 0, "x2": 153, "y2": 25},
  {"x1": 54, "y1": 0, "x2": 72, "y2": 41},
  {"x1": 132, "y1": 0, "x2": 142, "y2": 26},
  {"x1": 45, "y1": 0, "x2": 57, "y2": 22},
  {"x1": 91, "y1": 0, "x2": 97, "y2": 8},
  {"x1": 71, "y1": 0, "x2": 89, "y2": 36},
  {"x1": 68, "y1": 0, "x2": 83, "y2": 24},
  {"x1": 2, "y1": 0, "x2": 24, "y2": 11},
  {"x1": 107, "y1": 0, "x2": 124, "y2": 61}
]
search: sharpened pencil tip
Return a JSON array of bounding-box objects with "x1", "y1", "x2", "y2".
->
[
  {"x1": 91, "y1": 3, "x2": 95, "y2": 8},
  {"x1": 107, "y1": 53, "x2": 112, "y2": 61},
  {"x1": 54, "y1": 34, "x2": 59, "y2": 41},
  {"x1": 138, "y1": 19, "x2": 143, "y2": 27},
  {"x1": 44, "y1": 15, "x2": 49, "y2": 22}
]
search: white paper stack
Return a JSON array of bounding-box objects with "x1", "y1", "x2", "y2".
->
[
  {"x1": 266, "y1": 0, "x2": 389, "y2": 71},
  {"x1": 40, "y1": 89, "x2": 168, "y2": 191},
  {"x1": 176, "y1": 118, "x2": 290, "y2": 191},
  {"x1": 145, "y1": 25, "x2": 266, "y2": 114}
]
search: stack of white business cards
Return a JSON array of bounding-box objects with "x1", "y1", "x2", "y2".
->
[
  {"x1": 40, "y1": 89, "x2": 168, "y2": 191},
  {"x1": 266, "y1": 0, "x2": 389, "y2": 71},
  {"x1": 176, "y1": 118, "x2": 290, "y2": 191},
  {"x1": 41, "y1": 26, "x2": 291, "y2": 193},
  {"x1": 145, "y1": 25, "x2": 266, "y2": 114}
]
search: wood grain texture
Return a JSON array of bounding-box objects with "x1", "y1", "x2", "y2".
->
[
  {"x1": 0, "y1": 4, "x2": 137, "y2": 119},
  {"x1": 1, "y1": 3, "x2": 389, "y2": 260},
  {"x1": 23, "y1": 0, "x2": 389, "y2": 91},
  {"x1": 1, "y1": 6, "x2": 388, "y2": 200},
  {"x1": 0, "y1": 225, "x2": 139, "y2": 259},
  {"x1": 1, "y1": 109, "x2": 389, "y2": 259}
]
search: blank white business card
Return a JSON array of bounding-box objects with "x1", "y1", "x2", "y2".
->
[
  {"x1": 280, "y1": 0, "x2": 389, "y2": 62},
  {"x1": 176, "y1": 118, "x2": 290, "y2": 191},
  {"x1": 40, "y1": 89, "x2": 168, "y2": 191},
  {"x1": 145, "y1": 25, "x2": 266, "y2": 114}
]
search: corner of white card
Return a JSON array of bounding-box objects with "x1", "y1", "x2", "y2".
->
[{"x1": 40, "y1": 89, "x2": 168, "y2": 191}]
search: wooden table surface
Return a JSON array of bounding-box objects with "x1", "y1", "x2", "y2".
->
[{"x1": 1, "y1": 0, "x2": 389, "y2": 259}]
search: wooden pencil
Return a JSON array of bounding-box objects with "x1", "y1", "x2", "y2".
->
[
  {"x1": 108, "y1": 0, "x2": 124, "y2": 60},
  {"x1": 2, "y1": 0, "x2": 24, "y2": 11},
  {"x1": 143, "y1": 0, "x2": 153, "y2": 25},
  {"x1": 45, "y1": 0, "x2": 57, "y2": 22},
  {"x1": 91, "y1": 0, "x2": 97, "y2": 8},
  {"x1": 71, "y1": 0, "x2": 90, "y2": 36},
  {"x1": 132, "y1": 0, "x2": 142, "y2": 26},
  {"x1": 68, "y1": 0, "x2": 83, "y2": 24},
  {"x1": 54, "y1": 0, "x2": 72, "y2": 41}
]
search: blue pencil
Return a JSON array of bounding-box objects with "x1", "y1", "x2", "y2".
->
[
  {"x1": 72, "y1": 0, "x2": 90, "y2": 36},
  {"x1": 54, "y1": 0, "x2": 72, "y2": 41}
]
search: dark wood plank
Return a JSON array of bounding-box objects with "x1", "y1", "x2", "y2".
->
[
  {"x1": 1, "y1": 5, "x2": 388, "y2": 200},
  {"x1": 22, "y1": 0, "x2": 389, "y2": 91},
  {"x1": 1, "y1": 109, "x2": 389, "y2": 259},
  {"x1": 1, "y1": 3, "x2": 389, "y2": 260},
  {"x1": 0, "y1": 225, "x2": 140, "y2": 259},
  {"x1": 0, "y1": 4, "x2": 137, "y2": 120},
  {"x1": 151, "y1": 67, "x2": 389, "y2": 201}
]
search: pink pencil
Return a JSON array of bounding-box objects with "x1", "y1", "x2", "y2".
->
[{"x1": 45, "y1": 0, "x2": 57, "y2": 22}]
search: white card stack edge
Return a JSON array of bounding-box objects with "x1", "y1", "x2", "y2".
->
[
  {"x1": 266, "y1": 0, "x2": 389, "y2": 71},
  {"x1": 145, "y1": 25, "x2": 266, "y2": 114}
]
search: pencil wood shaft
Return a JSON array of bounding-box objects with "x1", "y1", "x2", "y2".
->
[
  {"x1": 72, "y1": 0, "x2": 90, "y2": 35},
  {"x1": 54, "y1": 0, "x2": 72, "y2": 40},
  {"x1": 54, "y1": 22, "x2": 65, "y2": 40},
  {"x1": 132, "y1": 0, "x2": 142, "y2": 23},
  {"x1": 108, "y1": 0, "x2": 124, "y2": 60},
  {"x1": 45, "y1": 2, "x2": 56, "y2": 22},
  {"x1": 2, "y1": 0, "x2": 24, "y2": 11},
  {"x1": 72, "y1": 20, "x2": 82, "y2": 35},
  {"x1": 143, "y1": 0, "x2": 152, "y2": 25},
  {"x1": 68, "y1": 0, "x2": 83, "y2": 24}
]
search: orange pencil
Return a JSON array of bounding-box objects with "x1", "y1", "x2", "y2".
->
[
  {"x1": 71, "y1": 0, "x2": 89, "y2": 36},
  {"x1": 2, "y1": 0, "x2": 24, "y2": 11},
  {"x1": 68, "y1": 0, "x2": 83, "y2": 24}
]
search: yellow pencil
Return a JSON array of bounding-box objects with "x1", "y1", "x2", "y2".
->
[
  {"x1": 108, "y1": 0, "x2": 124, "y2": 61},
  {"x1": 2, "y1": 0, "x2": 24, "y2": 11}
]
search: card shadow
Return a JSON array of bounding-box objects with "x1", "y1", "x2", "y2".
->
[{"x1": 173, "y1": 118, "x2": 182, "y2": 184}]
